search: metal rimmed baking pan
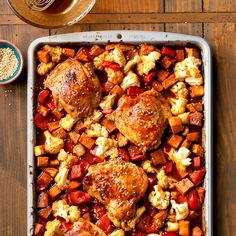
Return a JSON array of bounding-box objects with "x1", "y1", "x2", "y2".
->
[{"x1": 27, "y1": 31, "x2": 212, "y2": 236}]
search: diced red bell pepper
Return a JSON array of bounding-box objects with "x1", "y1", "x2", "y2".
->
[
  {"x1": 65, "y1": 139, "x2": 75, "y2": 154},
  {"x1": 127, "y1": 86, "x2": 146, "y2": 98},
  {"x1": 70, "y1": 190, "x2": 91, "y2": 204},
  {"x1": 142, "y1": 71, "x2": 157, "y2": 84},
  {"x1": 102, "y1": 61, "x2": 120, "y2": 71},
  {"x1": 102, "y1": 109, "x2": 114, "y2": 115},
  {"x1": 162, "y1": 232, "x2": 177, "y2": 236},
  {"x1": 162, "y1": 46, "x2": 176, "y2": 57},
  {"x1": 163, "y1": 144, "x2": 172, "y2": 153},
  {"x1": 36, "y1": 185, "x2": 49, "y2": 193},
  {"x1": 187, "y1": 191, "x2": 201, "y2": 210},
  {"x1": 44, "y1": 97, "x2": 56, "y2": 111},
  {"x1": 118, "y1": 148, "x2": 130, "y2": 161},
  {"x1": 34, "y1": 113, "x2": 49, "y2": 130},
  {"x1": 148, "y1": 175, "x2": 157, "y2": 192},
  {"x1": 82, "y1": 47, "x2": 94, "y2": 61},
  {"x1": 102, "y1": 81, "x2": 115, "y2": 93},
  {"x1": 175, "y1": 49, "x2": 185, "y2": 62},
  {"x1": 189, "y1": 169, "x2": 206, "y2": 185},
  {"x1": 131, "y1": 154, "x2": 147, "y2": 161},
  {"x1": 69, "y1": 164, "x2": 83, "y2": 180},
  {"x1": 93, "y1": 204, "x2": 107, "y2": 220},
  {"x1": 96, "y1": 214, "x2": 113, "y2": 234},
  {"x1": 38, "y1": 89, "x2": 50, "y2": 104},
  {"x1": 36, "y1": 171, "x2": 52, "y2": 186},
  {"x1": 177, "y1": 195, "x2": 188, "y2": 204},
  {"x1": 163, "y1": 161, "x2": 174, "y2": 173},
  {"x1": 193, "y1": 156, "x2": 201, "y2": 169},
  {"x1": 37, "y1": 191, "x2": 49, "y2": 208},
  {"x1": 61, "y1": 220, "x2": 73, "y2": 233}
]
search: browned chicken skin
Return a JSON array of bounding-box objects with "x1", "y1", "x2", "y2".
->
[
  {"x1": 83, "y1": 159, "x2": 148, "y2": 221},
  {"x1": 44, "y1": 59, "x2": 102, "y2": 118},
  {"x1": 108, "y1": 89, "x2": 172, "y2": 152},
  {"x1": 66, "y1": 218, "x2": 106, "y2": 236}
]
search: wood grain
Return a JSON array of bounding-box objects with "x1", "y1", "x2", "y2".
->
[
  {"x1": 0, "y1": 25, "x2": 49, "y2": 236},
  {"x1": 165, "y1": 0, "x2": 202, "y2": 12},
  {"x1": 0, "y1": 0, "x2": 13, "y2": 14},
  {"x1": 165, "y1": 23, "x2": 203, "y2": 36},
  {"x1": 204, "y1": 23, "x2": 236, "y2": 236},
  {"x1": 204, "y1": 0, "x2": 236, "y2": 12}
]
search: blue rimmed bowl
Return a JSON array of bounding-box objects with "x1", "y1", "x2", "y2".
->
[{"x1": 0, "y1": 40, "x2": 23, "y2": 85}]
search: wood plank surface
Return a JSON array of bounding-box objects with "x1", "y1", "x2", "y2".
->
[
  {"x1": 204, "y1": 0, "x2": 236, "y2": 12},
  {"x1": 165, "y1": 23, "x2": 203, "y2": 36},
  {"x1": 165, "y1": 0, "x2": 202, "y2": 12},
  {"x1": 0, "y1": 0, "x2": 12, "y2": 14}
]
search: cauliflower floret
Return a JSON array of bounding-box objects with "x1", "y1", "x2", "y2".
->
[
  {"x1": 44, "y1": 131, "x2": 64, "y2": 154},
  {"x1": 86, "y1": 123, "x2": 108, "y2": 138},
  {"x1": 99, "y1": 94, "x2": 117, "y2": 110},
  {"x1": 177, "y1": 112, "x2": 190, "y2": 125},
  {"x1": 166, "y1": 221, "x2": 179, "y2": 232},
  {"x1": 112, "y1": 47, "x2": 126, "y2": 67},
  {"x1": 95, "y1": 137, "x2": 118, "y2": 159},
  {"x1": 174, "y1": 57, "x2": 203, "y2": 85},
  {"x1": 54, "y1": 166, "x2": 70, "y2": 190},
  {"x1": 60, "y1": 114, "x2": 78, "y2": 131},
  {"x1": 109, "y1": 229, "x2": 125, "y2": 236},
  {"x1": 52, "y1": 200, "x2": 80, "y2": 222},
  {"x1": 44, "y1": 45, "x2": 62, "y2": 63},
  {"x1": 137, "y1": 51, "x2": 161, "y2": 76},
  {"x1": 73, "y1": 143, "x2": 86, "y2": 157},
  {"x1": 120, "y1": 71, "x2": 140, "y2": 91},
  {"x1": 171, "y1": 200, "x2": 189, "y2": 221},
  {"x1": 94, "y1": 51, "x2": 110, "y2": 70},
  {"x1": 44, "y1": 219, "x2": 63, "y2": 236},
  {"x1": 121, "y1": 206, "x2": 146, "y2": 231},
  {"x1": 170, "y1": 82, "x2": 189, "y2": 98},
  {"x1": 57, "y1": 149, "x2": 78, "y2": 168},
  {"x1": 168, "y1": 97, "x2": 188, "y2": 115},
  {"x1": 123, "y1": 55, "x2": 141, "y2": 74},
  {"x1": 157, "y1": 169, "x2": 175, "y2": 189},
  {"x1": 149, "y1": 185, "x2": 170, "y2": 210},
  {"x1": 37, "y1": 62, "x2": 55, "y2": 75},
  {"x1": 84, "y1": 109, "x2": 103, "y2": 128},
  {"x1": 106, "y1": 68, "x2": 124, "y2": 85},
  {"x1": 169, "y1": 147, "x2": 191, "y2": 171},
  {"x1": 142, "y1": 160, "x2": 157, "y2": 174}
]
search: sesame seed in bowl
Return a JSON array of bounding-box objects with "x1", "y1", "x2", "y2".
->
[{"x1": 0, "y1": 40, "x2": 23, "y2": 85}]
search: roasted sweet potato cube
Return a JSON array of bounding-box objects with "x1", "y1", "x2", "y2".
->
[
  {"x1": 37, "y1": 156, "x2": 49, "y2": 167},
  {"x1": 41, "y1": 167, "x2": 58, "y2": 178},
  {"x1": 186, "y1": 103, "x2": 196, "y2": 113},
  {"x1": 187, "y1": 102, "x2": 203, "y2": 112},
  {"x1": 49, "y1": 184, "x2": 61, "y2": 201},
  {"x1": 186, "y1": 48, "x2": 200, "y2": 58},
  {"x1": 106, "y1": 44, "x2": 135, "y2": 52},
  {"x1": 162, "y1": 73, "x2": 178, "y2": 89},
  {"x1": 168, "y1": 117, "x2": 184, "y2": 134},
  {"x1": 51, "y1": 109, "x2": 64, "y2": 120},
  {"x1": 75, "y1": 49, "x2": 89, "y2": 62},
  {"x1": 175, "y1": 178, "x2": 194, "y2": 195},
  {"x1": 139, "y1": 44, "x2": 155, "y2": 55},
  {"x1": 37, "y1": 171, "x2": 52, "y2": 186},
  {"x1": 62, "y1": 48, "x2": 75, "y2": 58},
  {"x1": 38, "y1": 206, "x2": 52, "y2": 220},
  {"x1": 34, "y1": 145, "x2": 46, "y2": 156},
  {"x1": 105, "y1": 43, "x2": 121, "y2": 51},
  {"x1": 48, "y1": 120, "x2": 60, "y2": 132},
  {"x1": 196, "y1": 187, "x2": 205, "y2": 204},
  {"x1": 187, "y1": 131, "x2": 200, "y2": 142},
  {"x1": 90, "y1": 45, "x2": 105, "y2": 56},
  {"x1": 161, "y1": 56, "x2": 176, "y2": 69},
  {"x1": 110, "y1": 85, "x2": 124, "y2": 98},
  {"x1": 179, "y1": 220, "x2": 190, "y2": 236},
  {"x1": 67, "y1": 181, "x2": 81, "y2": 192},
  {"x1": 37, "y1": 50, "x2": 50, "y2": 64},
  {"x1": 69, "y1": 131, "x2": 80, "y2": 145},
  {"x1": 176, "y1": 49, "x2": 185, "y2": 62},
  {"x1": 74, "y1": 120, "x2": 85, "y2": 133},
  {"x1": 37, "y1": 105, "x2": 49, "y2": 117},
  {"x1": 101, "y1": 119, "x2": 117, "y2": 133},
  {"x1": 190, "y1": 86, "x2": 204, "y2": 98},
  {"x1": 191, "y1": 226, "x2": 203, "y2": 236},
  {"x1": 153, "y1": 210, "x2": 167, "y2": 228},
  {"x1": 156, "y1": 69, "x2": 171, "y2": 81},
  {"x1": 152, "y1": 80, "x2": 163, "y2": 92},
  {"x1": 117, "y1": 132, "x2": 129, "y2": 147},
  {"x1": 181, "y1": 139, "x2": 191, "y2": 149},
  {"x1": 34, "y1": 223, "x2": 44, "y2": 236},
  {"x1": 150, "y1": 149, "x2": 166, "y2": 166},
  {"x1": 167, "y1": 134, "x2": 184, "y2": 149},
  {"x1": 49, "y1": 159, "x2": 60, "y2": 167},
  {"x1": 192, "y1": 144, "x2": 204, "y2": 157},
  {"x1": 79, "y1": 133, "x2": 95, "y2": 149},
  {"x1": 176, "y1": 166, "x2": 190, "y2": 179},
  {"x1": 189, "y1": 112, "x2": 203, "y2": 127},
  {"x1": 52, "y1": 127, "x2": 68, "y2": 139},
  {"x1": 128, "y1": 144, "x2": 142, "y2": 157},
  {"x1": 37, "y1": 191, "x2": 49, "y2": 208}
]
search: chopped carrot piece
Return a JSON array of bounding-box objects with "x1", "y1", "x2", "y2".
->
[
  {"x1": 162, "y1": 73, "x2": 178, "y2": 89},
  {"x1": 190, "y1": 86, "x2": 204, "y2": 98},
  {"x1": 37, "y1": 156, "x2": 49, "y2": 167},
  {"x1": 168, "y1": 117, "x2": 184, "y2": 134},
  {"x1": 187, "y1": 131, "x2": 201, "y2": 142},
  {"x1": 167, "y1": 134, "x2": 184, "y2": 149},
  {"x1": 150, "y1": 149, "x2": 166, "y2": 166},
  {"x1": 79, "y1": 133, "x2": 95, "y2": 149},
  {"x1": 49, "y1": 184, "x2": 61, "y2": 201}
]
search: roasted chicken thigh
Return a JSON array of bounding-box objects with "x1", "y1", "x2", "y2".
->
[
  {"x1": 83, "y1": 159, "x2": 148, "y2": 220},
  {"x1": 45, "y1": 59, "x2": 102, "y2": 118},
  {"x1": 108, "y1": 89, "x2": 172, "y2": 152}
]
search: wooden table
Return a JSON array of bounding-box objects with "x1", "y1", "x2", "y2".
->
[{"x1": 0, "y1": 0, "x2": 235, "y2": 235}]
